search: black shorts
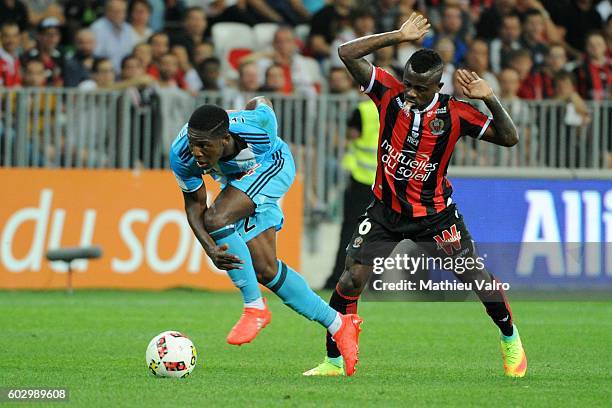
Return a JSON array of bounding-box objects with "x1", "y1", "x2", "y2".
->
[{"x1": 346, "y1": 199, "x2": 477, "y2": 266}]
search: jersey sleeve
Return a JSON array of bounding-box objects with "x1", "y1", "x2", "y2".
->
[
  {"x1": 361, "y1": 66, "x2": 403, "y2": 107},
  {"x1": 229, "y1": 103, "x2": 278, "y2": 155},
  {"x1": 169, "y1": 144, "x2": 203, "y2": 193},
  {"x1": 453, "y1": 99, "x2": 492, "y2": 139}
]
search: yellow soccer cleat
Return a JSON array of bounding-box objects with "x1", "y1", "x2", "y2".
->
[
  {"x1": 303, "y1": 357, "x2": 345, "y2": 376},
  {"x1": 500, "y1": 325, "x2": 528, "y2": 378}
]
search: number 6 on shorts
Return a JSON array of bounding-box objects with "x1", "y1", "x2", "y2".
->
[{"x1": 358, "y1": 218, "x2": 372, "y2": 235}]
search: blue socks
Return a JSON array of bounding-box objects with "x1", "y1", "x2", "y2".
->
[
  {"x1": 209, "y1": 226, "x2": 339, "y2": 330},
  {"x1": 209, "y1": 225, "x2": 261, "y2": 304},
  {"x1": 265, "y1": 260, "x2": 338, "y2": 328}
]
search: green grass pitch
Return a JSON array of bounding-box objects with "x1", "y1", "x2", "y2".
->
[{"x1": 2, "y1": 290, "x2": 610, "y2": 407}]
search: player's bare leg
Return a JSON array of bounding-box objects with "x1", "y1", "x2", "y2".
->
[
  {"x1": 248, "y1": 229, "x2": 362, "y2": 376},
  {"x1": 303, "y1": 256, "x2": 370, "y2": 376},
  {"x1": 204, "y1": 186, "x2": 271, "y2": 345}
]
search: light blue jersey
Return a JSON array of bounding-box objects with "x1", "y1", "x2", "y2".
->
[{"x1": 169, "y1": 103, "x2": 296, "y2": 242}]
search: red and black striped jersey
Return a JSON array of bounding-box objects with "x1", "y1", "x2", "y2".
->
[
  {"x1": 519, "y1": 70, "x2": 555, "y2": 100},
  {"x1": 363, "y1": 66, "x2": 492, "y2": 218},
  {"x1": 574, "y1": 59, "x2": 611, "y2": 102}
]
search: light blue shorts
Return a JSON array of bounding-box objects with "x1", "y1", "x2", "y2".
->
[{"x1": 226, "y1": 143, "x2": 296, "y2": 242}]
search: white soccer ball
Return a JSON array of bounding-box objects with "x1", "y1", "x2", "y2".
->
[{"x1": 145, "y1": 331, "x2": 197, "y2": 378}]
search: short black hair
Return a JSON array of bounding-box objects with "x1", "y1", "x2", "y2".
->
[
  {"x1": 521, "y1": 8, "x2": 542, "y2": 21},
  {"x1": 128, "y1": 0, "x2": 152, "y2": 17},
  {"x1": 188, "y1": 104, "x2": 229, "y2": 139},
  {"x1": 200, "y1": 56, "x2": 220, "y2": 67},
  {"x1": 406, "y1": 49, "x2": 443, "y2": 74},
  {"x1": 0, "y1": 20, "x2": 19, "y2": 32},
  {"x1": 350, "y1": 6, "x2": 374, "y2": 20},
  {"x1": 121, "y1": 54, "x2": 139, "y2": 70},
  {"x1": 553, "y1": 70, "x2": 575, "y2": 86},
  {"x1": 148, "y1": 31, "x2": 168, "y2": 44},
  {"x1": 185, "y1": 6, "x2": 205, "y2": 19},
  {"x1": 92, "y1": 57, "x2": 112, "y2": 73}
]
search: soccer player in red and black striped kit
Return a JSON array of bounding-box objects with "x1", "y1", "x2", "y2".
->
[{"x1": 304, "y1": 13, "x2": 527, "y2": 378}]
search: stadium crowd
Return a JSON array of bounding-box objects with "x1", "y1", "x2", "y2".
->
[{"x1": 0, "y1": 0, "x2": 609, "y2": 111}]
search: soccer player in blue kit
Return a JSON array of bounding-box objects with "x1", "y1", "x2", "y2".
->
[{"x1": 169, "y1": 96, "x2": 362, "y2": 375}]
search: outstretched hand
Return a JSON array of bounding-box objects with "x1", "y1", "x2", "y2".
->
[
  {"x1": 397, "y1": 12, "x2": 430, "y2": 42},
  {"x1": 456, "y1": 69, "x2": 494, "y2": 100}
]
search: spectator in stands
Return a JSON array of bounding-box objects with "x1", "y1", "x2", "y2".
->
[
  {"x1": 329, "y1": 7, "x2": 375, "y2": 68},
  {"x1": 507, "y1": 49, "x2": 535, "y2": 98},
  {"x1": 499, "y1": 67, "x2": 531, "y2": 129},
  {"x1": 63, "y1": 28, "x2": 96, "y2": 87},
  {"x1": 163, "y1": 0, "x2": 187, "y2": 29},
  {"x1": 91, "y1": 0, "x2": 136, "y2": 73},
  {"x1": 563, "y1": 0, "x2": 603, "y2": 55},
  {"x1": 574, "y1": 31, "x2": 611, "y2": 101},
  {"x1": 21, "y1": 17, "x2": 64, "y2": 87},
  {"x1": 195, "y1": 56, "x2": 221, "y2": 90},
  {"x1": 171, "y1": 6, "x2": 208, "y2": 65},
  {"x1": 476, "y1": 0, "x2": 517, "y2": 40},
  {"x1": 120, "y1": 54, "x2": 144, "y2": 81},
  {"x1": 237, "y1": 61, "x2": 261, "y2": 92},
  {"x1": 21, "y1": 57, "x2": 59, "y2": 165},
  {"x1": 129, "y1": 0, "x2": 153, "y2": 44},
  {"x1": 171, "y1": 44, "x2": 202, "y2": 92},
  {"x1": 372, "y1": 0, "x2": 400, "y2": 33},
  {"x1": 464, "y1": 38, "x2": 500, "y2": 94},
  {"x1": 63, "y1": 0, "x2": 105, "y2": 44},
  {"x1": 0, "y1": 0, "x2": 30, "y2": 32},
  {"x1": 0, "y1": 21, "x2": 22, "y2": 87},
  {"x1": 226, "y1": 60, "x2": 263, "y2": 108},
  {"x1": 133, "y1": 42, "x2": 153, "y2": 71},
  {"x1": 490, "y1": 13, "x2": 522, "y2": 73},
  {"x1": 423, "y1": 4, "x2": 468, "y2": 65},
  {"x1": 520, "y1": 8, "x2": 549, "y2": 67},
  {"x1": 374, "y1": 45, "x2": 400, "y2": 78},
  {"x1": 309, "y1": 0, "x2": 353, "y2": 59},
  {"x1": 147, "y1": 31, "x2": 170, "y2": 77},
  {"x1": 192, "y1": 41, "x2": 214, "y2": 66},
  {"x1": 520, "y1": 44, "x2": 568, "y2": 99},
  {"x1": 259, "y1": 63, "x2": 286, "y2": 93},
  {"x1": 22, "y1": 59, "x2": 47, "y2": 87},
  {"x1": 328, "y1": 67, "x2": 355, "y2": 95},
  {"x1": 514, "y1": 0, "x2": 563, "y2": 44},
  {"x1": 28, "y1": 0, "x2": 65, "y2": 27},
  {"x1": 79, "y1": 57, "x2": 115, "y2": 90},
  {"x1": 255, "y1": 0, "x2": 310, "y2": 25},
  {"x1": 80, "y1": 56, "x2": 155, "y2": 90},
  {"x1": 434, "y1": 36, "x2": 455, "y2": 95},
  {"x1": 554, "y1": 70, "x2": 590, "y2": 127},
  {"x1": 245, "y1": 26, "x2": 321, "y2": 95},
  {"x1": 205, "y1": 0, "x2": 258, "y2": 27}
]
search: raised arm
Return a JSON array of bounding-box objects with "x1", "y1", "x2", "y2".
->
[
  {"x1": 337, "y1": 12, "x2": 430, "y2": 87},
  {"x1": 183, "y1": 186, "x2": 242, "y2": 270},
  {"x1": 456, "y1": 69, "x2": 519, "y2": 147}
]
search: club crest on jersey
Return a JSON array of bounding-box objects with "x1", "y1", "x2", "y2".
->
[
  {"x1": 429, "y1": 118, "x2": 445, "y2": 135},
  {"x1": 433, "y1": 224, "x2": 462, "y2": 255},
  {"x1": 352, "y1": 236, "x2": 363, "y2": 248}
]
